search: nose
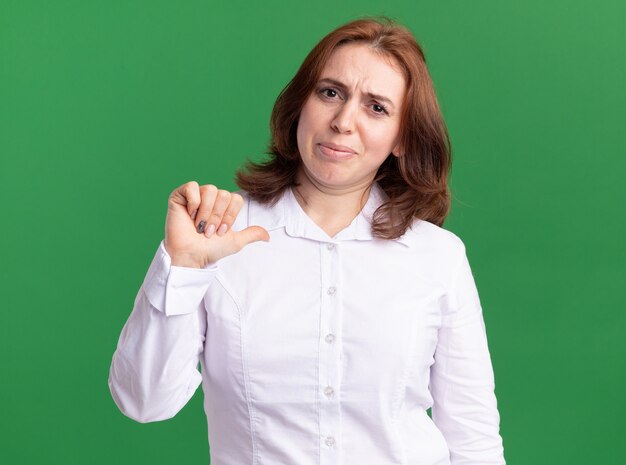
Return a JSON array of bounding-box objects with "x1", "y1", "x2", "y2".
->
[{"x1": 331, "y1": 100, "x2": 358, "y2": 134}]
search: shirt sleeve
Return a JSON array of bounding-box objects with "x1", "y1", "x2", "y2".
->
[
  {"x1": 108, "y1": 241, "x2": 217, "y2": 423},
  {"x1": 430, "y1": 242, "x2": 506, "y2": 465}
]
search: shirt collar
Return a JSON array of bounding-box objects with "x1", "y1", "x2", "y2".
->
[{"x1": 247, "y1": 183, "x2": 413, "y2": 247}]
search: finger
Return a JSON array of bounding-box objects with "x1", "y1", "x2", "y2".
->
[
  {"x1": 233, "y1": 226, "x2": 270, "y2": 251},
  {"x1": 183, "y1": 181, "x2": 201, "y2": 220},
  {"x1": 206, "y1": 190, "x2": 231, "y2": 237},
  {"x1": 169, "y1": 181, "x2": 200, "y2": 217},
  {"x1": 217, "y1": 193, "x2": 244, "y2": 236},
  {"x1": 195, "y1": 185, "x2": 218, "y2": 234}
]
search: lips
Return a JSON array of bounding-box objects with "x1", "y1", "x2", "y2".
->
[{"x1": 317, "y1": 142, "x2": 357, "y2": 160}]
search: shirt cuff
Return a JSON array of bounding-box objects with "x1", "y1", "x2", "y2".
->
[{"x1": 141, "y1": 241, "x2": 218, "y2": 316}]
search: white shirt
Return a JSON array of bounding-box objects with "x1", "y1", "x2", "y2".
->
[{"x1": 109, "y1": 183, "x2": 506, "y2": 465}]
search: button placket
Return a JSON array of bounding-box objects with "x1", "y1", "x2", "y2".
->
[{"x1": 319, "y1": 241, "x2": 342, "y2": 462}]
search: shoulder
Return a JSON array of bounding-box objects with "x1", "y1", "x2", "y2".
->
[
  {"x1": 231, "y1": 189, "x2": 287, "y2": 232},
  {"x1": 397, "y1": 220, "x2": 476, "y2": 300},
  {"x1": 397, "y1": 218, "x2": 468, "y2": 271},
  {"x1": 402, "y1": 218, "x2": 465, "y2": 251}
]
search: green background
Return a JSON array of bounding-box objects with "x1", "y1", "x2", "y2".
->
[{"x1": 1, "y1": 0, "x2": 624, "y2": 463}]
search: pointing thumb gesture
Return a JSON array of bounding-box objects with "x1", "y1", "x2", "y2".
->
[
  {"x1": 164, "y1": 182, "x2": 269, "y2": 268},
  {"x1": 232, "y1": 226, "x2": 271, "y2": 251}
]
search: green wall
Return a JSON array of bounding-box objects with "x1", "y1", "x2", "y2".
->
[{"x1": 1, "y1": 1, "x2": 624, "y2": 463}]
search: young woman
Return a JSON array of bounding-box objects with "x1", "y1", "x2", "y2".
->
[{"x1": 109, "y1": 18, "x2": 506, "y2": 465}]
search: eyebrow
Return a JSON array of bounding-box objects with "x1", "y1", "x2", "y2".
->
[{"x1": 317, "y1": 78, "x2": 396, "y2": 109}]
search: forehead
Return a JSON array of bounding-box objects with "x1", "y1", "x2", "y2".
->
[{"x1": 320, "y1": 43, "x2": 406, "y2": 96}]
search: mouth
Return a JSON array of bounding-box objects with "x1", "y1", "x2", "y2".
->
[{"x1": 317, "y1": 142, "x2": 357, "y2": 160}]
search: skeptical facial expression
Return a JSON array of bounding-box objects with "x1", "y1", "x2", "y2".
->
[{"x1": 296, "y1": 43, "x2": 407, "y2": 192}]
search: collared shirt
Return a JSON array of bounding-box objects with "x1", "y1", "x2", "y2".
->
[{"x1": 109, "y1": 183, "x2": 506, "y2": 465}]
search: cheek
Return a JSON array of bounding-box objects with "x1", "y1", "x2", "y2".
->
[
  {"x1": 297, "y1": 103, "x2": 329, "y2": 159},
  {"x1": 296, "y1": 102, "x2": 315, "y2": 149},
  {"x1": 295, "y1": 121, "x2": 306, "y2": 158},
  {"x1": 365, "y1": 125, "x2": 401, "y2": 155}
]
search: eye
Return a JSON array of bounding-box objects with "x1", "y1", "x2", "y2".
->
[
  {"x1": 319, "y1": 87, "x2": 339, "y2": 99},
  {"x1": 371, "y1": 103, "x2": 388, "y2": 115}
]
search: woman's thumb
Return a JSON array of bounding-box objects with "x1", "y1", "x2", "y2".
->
[{"x1": 234, "y1": 226, "x2": 270, "y2": 249}]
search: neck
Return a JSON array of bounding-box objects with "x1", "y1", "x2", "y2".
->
[{"x1": 293, "y1": 168, "x2": 373, "y2": 237}]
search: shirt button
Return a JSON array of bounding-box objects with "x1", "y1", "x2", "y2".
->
[
  {"x1": 326, "y1": 243, "x2": 335, "y2": 251},
  {"x1": 325, "y1": 436, "x2": 336, "y2": 447},
  {"x1": 325, "y1": 333, "x2": 335, "y2": 344},
  {"x1": 327, "y1": 286, "x2": 337, "y2": 296},
  {"x1": 324, "y1": 386, "x2": 334, "y2": 397}
]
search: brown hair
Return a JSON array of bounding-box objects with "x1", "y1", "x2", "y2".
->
[{"x1": 236, "y1": 17, "x2": 452, "y2": 239}]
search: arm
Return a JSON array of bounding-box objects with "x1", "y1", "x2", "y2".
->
[
  {"x1": 108, "y1": 182, "x2": 267, "y2": 423},
  {"x1": 430, "y1": 242, "x2": 506, "y2": 464},
  {"x1": 108, "y1": 241, "x2": 215, "y2": 423}
]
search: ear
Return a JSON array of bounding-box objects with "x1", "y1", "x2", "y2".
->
[{"x1": 391, "y1": 141, "x2": 404, "y2": 158}]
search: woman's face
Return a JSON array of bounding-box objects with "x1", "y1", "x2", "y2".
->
[{"x1": 296, "y1": 43, "x2": 406, "y2": 194}]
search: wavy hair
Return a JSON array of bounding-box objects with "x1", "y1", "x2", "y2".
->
[{"x1": 236, "y1": 17, "x2": 452, "y2": 239}]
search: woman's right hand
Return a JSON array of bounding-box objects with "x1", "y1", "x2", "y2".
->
[{"x1": 164, "y1": 181, "x2": 270, "y2": 268}]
